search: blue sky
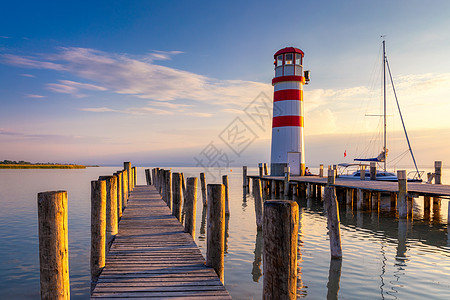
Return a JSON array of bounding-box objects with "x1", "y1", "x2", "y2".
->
[{"x1": 1, "y1": 1, "x2": 450, "y2": 169}]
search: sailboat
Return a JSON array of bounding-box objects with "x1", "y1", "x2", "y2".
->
[{"x1": 338, "y1": 39, "x2": 423, "y2": 182}]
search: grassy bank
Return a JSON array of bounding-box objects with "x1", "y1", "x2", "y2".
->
[{"x1": 0, "y1": 164, "x2": 86, "y2": 169}]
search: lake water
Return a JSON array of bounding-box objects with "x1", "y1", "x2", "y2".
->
[{"x1": 0, "y1": 166, "x2": 449, "y2": 299}]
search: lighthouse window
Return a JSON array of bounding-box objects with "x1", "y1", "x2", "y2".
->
[
  {"x1": 295, "y1": 54, "x2": 302, "y2": 65},
  {"x1": 277, "y1": 55, "x2": 283, "y2": 67},
  {"x1": 285, "y1": 53, "x2": 293, "y2": 64}
]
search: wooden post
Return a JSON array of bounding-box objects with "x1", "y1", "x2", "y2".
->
[
  {"x1": 91, "y1": 180, "x2": 106, "y2": 286},
  {"x1": 263, "y1": 200, "x2": 298, "y2": 300},
  {"x1": 319, "y1": 164, "x2": 324, "y2": 177},
  {"x1": 165, "y1": 170, "x2": 172, "y2": 210},
  {"x1": 181, "y1": 172, "x2": 186, "y2": 200},
  {"x1": 122, "y1": 169, "x2": 128, "y2": 209},
  {"x1": 99, "y1": 176, "x2": 118, "y2": 243},
  {"x1": 370, "y1": 162, "x2": 376, "y2": 180},
  {"x1": 258, "y1": 163, "x2": 263, "y2": 177},
  {"x1": 424, "y1": 195, "x2": 431, "y2": 215},
  {"x1": 360, "y1": 165, "x2": 366, "y2": 180},
  {"x1": 372, "y1": 192, "x2": 380, "y2": 211},
  {"x1": 254, "y1": 178, "x2": 263, "y2": 230},
  {"x1": 184, "y1": 177, "x2": 198, "y2": 238},
  {"x1": 206, "y1": 184, "x2": 225, "y2": 283},
  {"x1": 37, "y1": 191, "x2": 70, "y2": 299},
  {"x1": 263, "y1": 163, "x2": 269, "y2": 175},
  {"x1": 284, "y1": 167, "x2": 290, "y2": 196},
  {"x1": 222, "y1": 175, "x2": 230, "y2": 215},
  {"x1": 200, "y1": 172, "x2": 207, "y2": 206},
  {"x1": 151, "y1": 168, "x2": 155, "y2": 186},
  {"x1": 124, "y1": 162, "x2": 131, "y2": 194},
  {"x1": 145, "y1": 169, "x2": 150, "y2": 185},
  {"x1": 397, "y1": 170, "x2": 408, "y2": 219},
  {"x1": 325, "y1": 169, "x2": 342, "y2": 259},
  {"x1": 114, "y1": 172, "x2": 123, "y2": 219},
  {"x1": 243, "y1": 166, "x2": 248, "y2": 188},
  {"x1": 172, "y1": 172, "x2": 182, "y2": 221},
  {"x1": 448, "y1": 201, "x2": 450, "y2": 225},
  {"x1": 435, "y1": 161, "x2": 442, "y2": 184},
  {"x1": 346, "y1": 189, "x2": 353, "y2": 206},
  {"x1": 390, "y1": 192, "x2": 397, "y2": 209},
  {"x1": 357, "y1": 189, "x2": 364, "y2": 210}
]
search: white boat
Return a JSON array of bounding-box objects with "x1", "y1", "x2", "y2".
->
[{"x1": 337, "y1": 39, "x2": 423, "y2": 182}]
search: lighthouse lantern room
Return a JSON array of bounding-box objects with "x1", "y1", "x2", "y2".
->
[{"x1": 270, "y1": 47, "x2": 309, "y2": 176}]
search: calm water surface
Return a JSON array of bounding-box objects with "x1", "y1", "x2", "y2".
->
[{"x1": 0, "y1": 166, "x2": 449, "y2": 299}]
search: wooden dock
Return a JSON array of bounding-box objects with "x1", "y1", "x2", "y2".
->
[
  {"x1": 248, "y1": 175, "x2": 450, "y2": 198},
  {"x1": 91, "y1": 185, "x2": 231, "y2": 299}
]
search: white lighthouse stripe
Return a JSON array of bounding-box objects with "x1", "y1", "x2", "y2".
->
[
  {"x1": 270, "y1": 127, "x2": 302, "y2": 163},
  {"x1": 274, "y1": 81, "x2": 302, "y2": 91},
  {"x1": 273, "y1": 100, "x2": 301, "y2": 117}
]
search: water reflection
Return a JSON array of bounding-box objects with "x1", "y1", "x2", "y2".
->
[
  {"x1": 326, "y1": 258, "x2": 342, "y2": 300},
  {"x1": 251, "y1": 230, "x2": 262, "y2": 282}
]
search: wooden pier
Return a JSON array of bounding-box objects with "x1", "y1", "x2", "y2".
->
[{"x1": 91, "y1": 185, "x2": 231, "y2": 299}]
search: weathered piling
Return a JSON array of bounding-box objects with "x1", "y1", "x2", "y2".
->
[
  {"x1": 122, "y1": 169, "x2": 128, "y2": 209},
  {"x1": 222, "y1": 175, "x2": 230, "y2": 215},
  {"x1": 284, "y1": 167, "x2": 290, "y2": 196},
  {"x1": 372, "y1": 192, "x2": 380, "y2": 211},
  {"x1": 114, "y1": 172, "x2": 123, "y2": 219},
  {"x1": 172, "y1": 172, "x2": 182, "y2": 221},
  {"x1": 360, "y1": 165, "x2": 366, "y2": 180},
  {"x1": 346, "y1": 189, "x2": 353, "y2": 206},
  {"x1": 145, "y1": 169, "x2": 151, "y2": 185},
  {"x1": 99, "y1": 175, "x2": 118, "y2": 242},
  {"x1": 254, "y1": 178, "x2": 263, "y2": 230},
  {"x1": 243, "y1": 166, "x2": 248, "y2": 188},
  {"x1": 131, "y1": 166, "x2": 136, "y2": 189},
  {"x1": 319, "y1": 164, "x2": 324, "y2": 177},
  {"x1": 206, "y1": 184, "x2": 225, "y2": 283},
  {"x1": 264, "y1": 163, "x2": 269, "y2": 176},
  {"x1": 325, "y1": 169, "x2": 342, "y2": 259},
  {"x1": 200, "y1": 172, "x2": 207, "y2": 206},
  {"x1": 435, "y1": 161, "x2": 442, "y2": 184},
  {"x1": 37, "y1": 191, "x2": 70, "y2": 300},
  {"x1": 184, "y1": 177, "x2": 198, "y2": 238},
  {"x1": 390, "y1": 192, "x2": 397, "y2": 209},
  {"x1": 397, "y1": 170, "x2": 408, "y2": 219},
  {"x1": 165, "y1": 170, "x2": 172, "y2": 210},
  {"x1": 263, "y1": 200, "x2": 298, "y2": 300},
  {"x1": 259, "y1": 163, "x2": 264, "y2": 177},
  {"x1": 357, "y1": 189, "x2": 364, "y2": 210},
  {"x1": 91, "y1": 180, "x2": 106, "y2": 286},
  {"x1": 124, "y1": 162, "x2": 131, "y2": 195},
  {"x1": 370, "y1": 162, "x2": 376, "y2": 180}
]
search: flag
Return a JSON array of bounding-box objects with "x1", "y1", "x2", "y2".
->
[{"x1": 344, "y1": 150, "x2": 347, "y2": 157}]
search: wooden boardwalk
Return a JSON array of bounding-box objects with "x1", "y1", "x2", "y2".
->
[
  {"x1": 248, "y1": 175, "x2": 450, "y2": 197},
  {"x1": 91, "y1": 185, "x2": 231, "y2": 299}
]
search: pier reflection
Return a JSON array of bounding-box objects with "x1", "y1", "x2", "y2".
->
[
  {"x1": 326, "y1": 258, "x2": 342, "y2": 300},
  {"x1": 251, "y1": 230, "x2": 262, "y2": 282}
]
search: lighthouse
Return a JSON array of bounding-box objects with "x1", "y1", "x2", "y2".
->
[{"x1": 270, "y1": 47, "x2": 309, "y2": 176}]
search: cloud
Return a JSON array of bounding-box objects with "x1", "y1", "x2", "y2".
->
[
  {"x1": 46, "y1": 79, "x2": 107, "y2": 97},
  {"x1": 25, "y1": 94, "x2": 45, "y2": 98},
  {"x1": 1, "y1": 47, "x2": 271, "y2": 105},
  {"x1": 20, "y1": 73, "x2": 35, "y2": 78},
  {"x1": 0, "y1": 36, "x2": 11, "y2": 39},
  {"x1": 185, "y1": 112, "x2": 213, "y2": 118}
]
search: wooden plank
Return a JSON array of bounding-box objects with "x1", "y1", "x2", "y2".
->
[{"x1": 91, "y1": 185, "x2": 231, "y2": 299}]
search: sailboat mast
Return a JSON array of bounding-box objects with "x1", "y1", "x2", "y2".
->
[{"x1": 383, "y1": 39, "x2": 387, "y2": 171}]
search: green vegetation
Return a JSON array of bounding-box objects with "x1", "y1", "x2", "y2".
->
[{"x1": 0, "y1": 160, "x2": 86, "y2": 169}]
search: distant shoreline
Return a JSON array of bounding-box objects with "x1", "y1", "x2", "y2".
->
[{"x1": 0, "y1": 164, "x2": 87, "y2": 169}]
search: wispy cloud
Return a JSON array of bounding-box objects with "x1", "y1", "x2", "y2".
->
[
  {"x1": 46, "y1": 79, "x2": 107, "y2": 97},
  {"x1": 20, "y1": 73, "x2": 35, "y2": 78},
  {"x1": 0, "y1": 36, "x2": 11, "y2": 39},
  {"x1": 25, "y1": 94, "x2": 45, "y2": 98},
  {"x1": 1, "y1": 47, "x2": 271, "y2": 105}
]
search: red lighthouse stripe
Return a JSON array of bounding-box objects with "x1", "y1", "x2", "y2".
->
[
  {"x1": 272, "y1": 75, "x2": 305, "y2": 85},
  {"x1": 274, "y1": 89, "x2": 303, "y2": 102},
  {"x1": 272, "y1": 116, "x2": 304, "y2": 128}
]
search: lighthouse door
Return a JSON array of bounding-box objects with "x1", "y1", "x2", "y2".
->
[{"x1": 287, "y1": 152, "x2": 301, "y2": 176}]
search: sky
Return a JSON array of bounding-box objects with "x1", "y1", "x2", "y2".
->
[{"x1": 1, "y1": 0, "x2": 450, "y2": 170}]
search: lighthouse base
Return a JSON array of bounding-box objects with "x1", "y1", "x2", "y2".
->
[{"x1": 270, "y1": 163, "x2": 287, "y2": 176}]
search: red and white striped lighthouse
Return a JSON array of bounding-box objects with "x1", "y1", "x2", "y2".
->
[{"x1": 270, "y1": 47, "x2": 309, "y2": 176}]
